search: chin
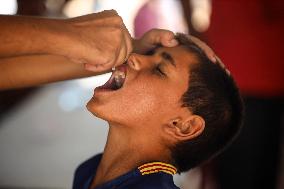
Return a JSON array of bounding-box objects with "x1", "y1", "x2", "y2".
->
[
  {"x1": 86, "y1": 97, "x2": 124, "y2": 125},
  {"x1": 86, "y1": 63, "x2": 129, "y2": 121},
  {"x1": 87, "y1": 97, "x2": 148, "y2": 128},
  {"x1": 86, "y1": 98, "x2": 107, "y2": 120},
  {"x1": 85, "y1": 63, "x2": 158, "y2": 127}
]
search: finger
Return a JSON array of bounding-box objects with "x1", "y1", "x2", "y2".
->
[
  {"x1": 84, "y1": 63, "x2": 99, "y2": 72},
  {"x1": 70, "y1": 10, "x2": 121, "y2": 27},
  {"x1": 134, "y1": 29, "x2": 178, "y2": 53},
  {"x1": 84, "y1": 62, "x2": 112, "y2": 72},
  {"x1": 69, "y1": 57, "x2": 86, "y2": 64},
  {"x1": 80, "y1": 48, "x2": 113, "y2": 71},
  {"x1": 121, "y1": 24, "x2": 133, "y2": 61},
  {"x1": 111, "y1": 25, "x2": 132, "y2": 67},
  {"x1": 98, "y1": 9, "x2": 118, "y2": 17},
  {"x1": 72, "y1": 10, "x2": 118, "y2": 21},
  {"x1": 215, "y1": 56, "x2": 225, "y2": 69},
  {"x1": 188, "y1": 35, "x2": 217, "y2": 62},
  {"x1": 147, "y1": 29, "x2": 178, "y2": 47},
  {"x1": 159, "y1": 30, "x2": 178, "y2": 47},
  {"x1": 94, "y1": 13, "x2": 123, "y2": 27},
  {"x1": 84, "y1": 59, "x2": 115, "y2": 73},
  {"x1": 88, "y1": 52, "x2": 111, "y2": 65},
  {"x1": 113, "y1": 35, "x2": 128, "y2": 67},
  {"x1": 95, "y1": 10, "x2": 123, "y2": 27},
  {"x1": 214, "y1": 56, "x2": 231, "y2": 75}
]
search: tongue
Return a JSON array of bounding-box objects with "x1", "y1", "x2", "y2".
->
[
  {"x1": 98, "y1": 72, "x2": 123, "y2": 90},
  {"x1": 97, "y1": 64, "x2": 126, "y2": 90},
  {"x1": 98, "y1": 76, "x2": 117, "y2": 90}
]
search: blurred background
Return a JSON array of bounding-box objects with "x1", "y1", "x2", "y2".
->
[{"x1": 0, "y1": 0, "x2": 283, "y2": 188}]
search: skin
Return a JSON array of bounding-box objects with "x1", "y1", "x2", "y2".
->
[
  {"x1": 87, "y1": 46, "x2": 205, "y2": 188},
  {"x1": 0, "y1": 10, "x2": 132, "y2": 71},
  {"x1": 0, "y1": 28, "x2": 179, "y2": 90},
  {"x1": 0, "y1": 8, "x2": 223, "y2": 188},
  {"x1": 0, "y1": 10, "x2": 218, "y2": 90}
]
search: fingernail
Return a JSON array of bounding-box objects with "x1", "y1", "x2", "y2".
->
[
  {"x1": 211, "y1": 56, "x2": 217, "y2": 63},
  {"x1": 225, "y1": 69, "x2": 231, "y2": 75},
  {"x1": 169, "y1": 39, "x2": 178, "y2": 46}
]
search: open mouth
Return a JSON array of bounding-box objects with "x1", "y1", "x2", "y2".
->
[{"x1": 97, "y1": 64, "x2": 127, "y2": 91}]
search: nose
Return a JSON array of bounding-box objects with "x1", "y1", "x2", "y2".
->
[{"x1": 127, "y1": 53, "x2": 152, "y2": 71}]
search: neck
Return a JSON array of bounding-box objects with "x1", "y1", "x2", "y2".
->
[{"x1": 90, "y1": 123, "x2": 170, "y2": 189}]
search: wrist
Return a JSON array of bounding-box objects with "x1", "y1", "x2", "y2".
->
[{"x1": 36, "y1": 18, "x2": 71, "y2": 56}]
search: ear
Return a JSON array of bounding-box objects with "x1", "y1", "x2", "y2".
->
[{"x1": 165, "y1": 115, "x2": 205, "y2": 141}]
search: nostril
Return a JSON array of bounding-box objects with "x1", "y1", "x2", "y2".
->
[
  {"x1": 128, "y1": 57, "x2": 140, "y2": 70},
  {"x1": 128, "y1": 59, "x2": 133, "y2": 67}
]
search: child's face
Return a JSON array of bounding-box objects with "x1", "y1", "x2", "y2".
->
[{"x1": 87, "y1": 46, "x2": 197, "y2": 131}]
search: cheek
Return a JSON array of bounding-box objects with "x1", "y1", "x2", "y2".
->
[
  {"x1": 86, "y1": 77, "x2": 182, "y2": 126},
  {"x1": 118, "y1": 81, "x2": 179, "y2": 125},
  {"x1": 86, "y1": 84, "x2": 160, "y2": 125},
  {"x1": 119, "y1": 83, "x2": 160, "y2": 122}
]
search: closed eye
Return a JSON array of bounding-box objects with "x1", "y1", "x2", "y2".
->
[{"x1": 155, "y1": 64, "x2": 166, "y2": 76}]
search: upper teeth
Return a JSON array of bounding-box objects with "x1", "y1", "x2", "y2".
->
[{"x1": 114, "y1": 70, "x2": 125, "y2": 88}]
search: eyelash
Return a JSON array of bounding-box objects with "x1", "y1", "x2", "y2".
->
[
  {"x1": 145, "y1": 49, "x2": 166, "y2": 77},
  {"x1": 154, "y1": 64, "x2": 166, "y2": 76}
]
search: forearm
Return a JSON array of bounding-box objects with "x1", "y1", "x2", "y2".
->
[
  {"x1": 0, "y1": 15, "x2": 65, "y2": 58},
  {"x1": 0, "y1": 55, "x2": 107, "y2": 90}
]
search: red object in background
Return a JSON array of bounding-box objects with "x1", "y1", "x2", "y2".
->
[{"x1": 205, "y1": 0, "x2": 284, "y2": 97}]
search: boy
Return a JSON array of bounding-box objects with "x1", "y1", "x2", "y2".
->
[
  {"x1": 0, "y1": 11, "x2": 234, "y2": 189},
  {"x1": 73, "y1": 33, "x2": 244, "y2": 189}
]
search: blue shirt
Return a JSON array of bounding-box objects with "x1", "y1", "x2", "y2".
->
[{"x1": 73, "y1": 154, "x2": 180, "y2": 189}]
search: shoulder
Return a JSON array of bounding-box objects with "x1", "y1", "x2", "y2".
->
[
  {"x1": 121, "y1": 172, "x2": 180, "y2": 189},
  {"x1": 73, "y1": 153, "x2": 102, "y2": 189}
]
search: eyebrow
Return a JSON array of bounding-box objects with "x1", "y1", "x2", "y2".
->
[
  {"x1": 160, "y1": 51, "x2": 176, "y2": 67},
  {"x1": 145, "y1": 45, "x2": 161, "y2": 55}
]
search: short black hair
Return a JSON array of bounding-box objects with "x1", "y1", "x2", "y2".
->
[{"x1": 171, "y1": 34, "x2": 244, "y2": 172}]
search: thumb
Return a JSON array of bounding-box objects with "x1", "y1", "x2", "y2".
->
[
  {"x1": 146, "y1": 29, "x2": 178, "y2": 47},
  {"x1": 159, "y1": 30, "x2": 178, "y2": 47}
]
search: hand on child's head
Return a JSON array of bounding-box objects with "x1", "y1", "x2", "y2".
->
[
  {"x1": 185, "y1": 34, "x2": 230, "y2": 75},
  {"x1": 133, "y1": 29, "x2": 179, "y2": 54},
  {"x1": 185, "y1": 35, "x2": 217, "y2": 63}
]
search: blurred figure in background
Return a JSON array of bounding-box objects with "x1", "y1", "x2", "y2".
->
[
  {"x1": 134, "y1": 0, "x2": 188, "y2": 38},
  {"x1": 198, "y1": 1, "x2": 284, "y2": 189}
]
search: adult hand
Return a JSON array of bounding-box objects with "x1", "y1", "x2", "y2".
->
[
  {"x1": 59, "y1": 10, "x2": 132, "y2": 72},
  {"x1": 133, "y1": 29, "x2": 179, "y2": 54},
  {"x1": 133, "y1": 29, "x2": 217, "y2": 62},
  {"x1": 186, "y1": 35, "x2": 230, "y2": 75},
  {"x1": 186, "y1": 35, "x2": 217, "y2": 63},
  {"x1": 0, "y1": 10, "x2": 132, "y2": 73}
]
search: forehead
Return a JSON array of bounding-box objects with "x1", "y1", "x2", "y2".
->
[
  {"x1": 156, "y1": 46, "x2": 198, "y2": 95},
  {"x1": 156, "y1": 45, "x2": 199, "y2": 69}
]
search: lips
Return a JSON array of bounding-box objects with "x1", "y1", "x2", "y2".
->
[{"x1": 96, "y1": 64, "x2": 127, "y2": 91}]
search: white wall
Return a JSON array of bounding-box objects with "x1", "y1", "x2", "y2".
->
[{"x1": 0, "y1": 81, "x2": 109, "y2": 188}]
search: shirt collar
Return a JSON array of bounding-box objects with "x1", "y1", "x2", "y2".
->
[
  {"x1": 85, "y1": 154, "x2": 178, "y2": 189},
  {"x1": 138, "y1": 162, "x2": 177, "y2": 175}
]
